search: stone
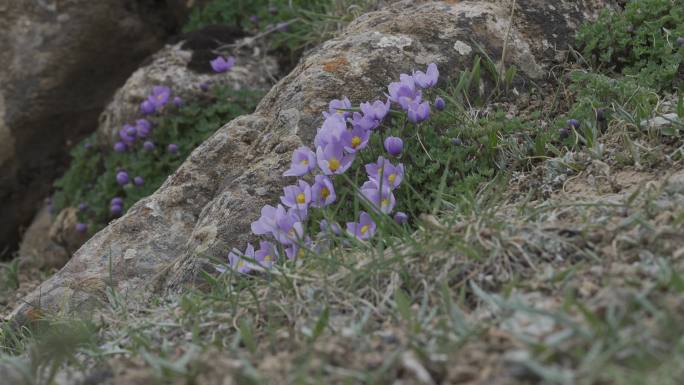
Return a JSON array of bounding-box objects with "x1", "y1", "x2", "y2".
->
[
  {"x1": 0, "y1": 0, "x2": 181, "y2": 254},
  {"x1": 9, "y1": 0, "x2": 612, "y2": 325},
  {"x1": 17, "y1": 207, "x2": 70, "y2": 270}
]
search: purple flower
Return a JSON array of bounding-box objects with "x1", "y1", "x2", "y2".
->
[
  {"x1": 346, "y1": 211, "x2": 376, "y2": 240},
  {"x1": 226, "y1": 243, "x2": 255, "y2": 274},
  {"x1": 274, "y1": 208, "x2": 305, "y2": 245},
  {"x1": 210, "y1": 56, "x2": 235, "y2": 73},
  {"x1": 78, "y1": 202, "x2": 88, "y2": 211},
  {"x1": 314, "y1": 114, "x2": 348, "y2": 148},
  {"x1": 567, "y1": 119, "x2": 580, "y2": 129},
  {"x1": 365, "y1": 156, "x2": 404, "y2": 190},
  {"x1": 173, "y1": 96, "x2": 183, "y2": 107},
  {"x1": 350, "y1": 111, "x2": 379, "y2": 131},
  {"x1": 251, "y1": 204, "x2": 286, "y2": 236},
  {"x1": 110, "y1": 204, "x2": 123, "y2": 217},
  {"x1": 434, "y1": 96, "x2": 445, "y2": 111},
  {"x1": 113, "y1": 141, "x2": 127, "y2": 153},
  {"x1": 360, "y1": 181, "x2": 396, "y2": 214},
  {"x1": 342, "y1": 124, "x2": 370, "y2": 153},
  {"x1": 388, "y1": 74, "x2": 422, "y2": 110},
  {"x1": 135, "y1": 119, "x2": 152, "y2": 138},
  {"x1": 413, "y1": 63, "x2": 439, "y2": 88},
  {"x1": 285, "y1": 237, "x2": 312, "y2": 260},
  {"x1": 384, "y1": 136, "x2": 403, "y2": 156},
  {"x1": 140, "y1": 100, "x2": 156, "y2": 115},
  {"x1": 111, "y1": 197, "x2": 123, "y2": 206},
  {"x1": 325, "y1": 97, "x2": 352, "y2": 118},
  {"x1": 119, "y1": 125, "x2": 136, "y2": 144},
  {"x1": 116, "y1": 171, "x2": 129, "y2": 186},
  {"x1": 316, "y1": 143, "x2": 354, "y2": 175},
  {"x1": 167, "y1": 143, "x2": 178, "y2": 154},
  {"x1": 275, "y1": 22, "x2": 289, "y2": 32},
  {"x1": 407, "y1": 101, "x2": 430, "y2": 124},
  {"x1": 311, "y1": 175, "x2": 336, "y2": 208},
  {"x1": 148, "y1": 86, "x2": 171, "y2": 109},
  {"x1": 319, "y1": 219, "x2": 342, "y2": 235},
  {"x1": 360, "y1": 99, "x2": 391, "y2": 121},
  {"x1": 249, "y1": 15, "x2": 259, "y2": 24},
  {"x1": 255, "y1": 241, "x2": 278, "y2": 269},
  {"x1": 84, "y1": 143, "x2": 93, "y2": 150},
  {"x1": 200, "y1": 82, "x2": 210, "y2": 92},
  {"x1": 75, "y1": 223, "x2": 87, "y2": 233},
  {"x1": 281, "y1": 180, "x2": 312, "y2": 211},
  {"x1": 283, "y1": 146, "x2": 316, "y2": 177},
  {"x1": 394, "y1": 212, "x2": 409, "y2": 225},
  {"x1": 134, "y1": 176, "x2": 144, "y2": 186},
  {"x1": 677, "y1": 36, "x2": 684, "y2": 47},
  {"x1": 143, "y1": 140, "x2": 155, "y2": 151}
]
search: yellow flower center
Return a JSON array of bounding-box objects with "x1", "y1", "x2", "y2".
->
[
  {"x1": 377, "y1": 167, "x2": 384, "y2": 178},
  {"x1": 351, "y1": 136, "x2": 362, "y2": 148},
  {"x1": 300, "y1": 159, "x2": 309, "y2": 165},
  {"x1": 238, "y1": 261, "x2": 245, "y2": 268},
  {"x1": 381, "y1": 198, "x2": 390, "y2": 207},
  {"x1": 296, "y1": 193, "x2": 306, "y2": 204},
  {"x1": 298, "y1": 248, "x2": 306, "y2": 257},
  {"x1": 388, "y1": 173, "x2": 396, "y2": 184},
  {"x1": 329, "y1": 158, "x2": 340, "y2": 171},
  {"x1": 360, "y1": 225, "x2": 369, "y2": 235},
  {"x1": 321, "y1": 187, "x2": 330, "y2": 199},
  {"x1": 264, "y1": 255, "x2": 272, "y2": 263}
]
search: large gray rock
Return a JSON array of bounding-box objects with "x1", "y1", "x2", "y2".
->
[
  {"x1": 10, "y1": 0, "x2": 612, "y2": 324},
  {"x1": 0, "y1": 0, "x2": 185, "y2": 254}
]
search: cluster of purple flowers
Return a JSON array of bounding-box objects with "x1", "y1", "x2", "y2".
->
[{"x1": 224, "y1": 63, "x2": 443, "y2": 274}]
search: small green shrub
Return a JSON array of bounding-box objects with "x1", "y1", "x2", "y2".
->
[
  {"x1": 52, "y1": 85, "x2": 263, "y2": 234},
  {"x1": 576, "y1": 0, "x2": 684, "y2": 91}
]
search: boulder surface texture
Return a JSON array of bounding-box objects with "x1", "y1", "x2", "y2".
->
[
  {"x1": 10, "y1": 0, "x2": 612, "y2": 324},
  {"x1": 0, "y1": 0, "x2": 186, "y2": 254}
]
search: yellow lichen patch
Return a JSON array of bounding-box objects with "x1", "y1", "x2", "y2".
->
[{"x1": 322, "y1": 56, "x2": 349, "y2": 73}]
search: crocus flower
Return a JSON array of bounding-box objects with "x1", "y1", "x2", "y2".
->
[
  {"x1": 360, "y1": 99, "x2": 391, "y2": 121},
  {"x1": 346, "y1": 211, "x2": 376, "y2": 240},
  {"x1": 200, "y1": 82, "x2": 210, "y2": 92},
  {"x1": 78, "y1": 202, "x2": 88, "y2": 211},
  {"x1": 119, "y1": 125, "x2": 136, "y2": 144},
  {"x1": 251, "y1": 204, "x2": 286, "y2": 236},
  {"x1": 143, "y1": 140, "x2": 155, "y2": 151},
  {"x1": 319, "y1": 219, "x2": 342, "y2": 235},
  {"x1": 413, "y1": 63, "x2": 439, "y2": 88},
  {"x1": 281, "y1": 180, "x2": 312, "y2": 211},
  {"x1": 343, "y1": 125, "x2": 370, "y2": 153},
  {"x1": 140, "y1": 100, "x2": 156, "y2": 115},
  {"x1": 394, "y1": 212, "x2": 409, "y2": 225},
  {"x1": 316, "y1": 142, "x2": 354, "y2": 175},
  {"x1": 361, "y1": 181, "x2": 396, "y2": 214},
  {"x1": 451, "y1": 138, "x2": 462, "y2": 146},
  {"x1": 434, "y1": 96, "x2": 445, "y2": 111},
  {"x1": 167, "y1": 144, "x2": 178, "y2": 154},
  {"x1": 677, "y1": 36, "x2": 684, "y2": 47},
  {"x1": 325, "y1": 97, "x2": 352, "y2": 118},
  {"x1": 311, "y1": 175, "x2": 336, "y2": 208},
  {"x1": 407, "y1": 101, "x2": 430, "y2": 123},
  {"x1": 148, "y1": 86, "x2": 171, "y2": 109},
  {"x1": 210, "y1": 56, "x2": 235, "y2": 73},
  {"x1": 110, "y1": 204, "x2": 123, "y2": 217},
  {"x1": 388, "y1": 74, "x2": 422, "y2": 110},
  {"x1": 365, "y1": 156, "x2": 404, "y2": 189},
  {"x1": 111, "y1": 197, "x2": 123, "y2": 206},
  {"x1": 350, "y1": 111, "x2": 379, "y2": 131},
  {"x1": 567, "y1": 119, "x2": 580, "y2": 129},
  {"x1": 384, "y1": 136, "x2": 403, "y2": 156},
  {"x1": 274, "y1": 208, "x2": 305, "y2": 245},
  {"x1": 314, "y1": 114, "x2": 348, "y2": 148},
  {"x1": 116, "y1": 171, "x2": 129, "y2": 186},
  {"x1": 249, "y1": 15, "x2": 259, "y2": 24},
  {"x1": 285, "y1": 236, "x2": 312, "y2": 260},
  {"x1": 173, "y1": 96, "x2": 183, "y2": 107},
  {"x1": 255, "y1": 241, "x2": 278, "y2": 269},
  {"x1": 283, "y1": 146, "x2": 316, "y2": 177},
  {"x1": 226, "y1": 244, "x2": 255, "y2": 274},
  {"x1": 134, "y1": 176, "x2": 144, "y2": 186},
  {"x1": 84, "y1": 143, "x2": 93, "y2": 150},
  {"x1": 113, "y1": 141, "x2": 127, "y2": 153},
  {"x1": 75, "y1": 223, "x2": 87, "y2": 233},
  {"x1": 136, "y1": 119, "x2": 152, "y2": 138}
]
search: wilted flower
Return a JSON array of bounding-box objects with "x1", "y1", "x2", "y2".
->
[
  {"x1": 365, "y1": 156, "x2": 404, "y2": 190},
  {"x1": 226, "y1": 244, "x2": 255, "y2": 274},
  {"x1": 407, "y1": 101, "x2": 430, "y2": 123},
  {"x1": 388, "y1": 74, "x2": 422, "y2": 111},
  {"x1": 281, "y1": 180, "x2": 312, "y2": 211},
  {"x1": 167, "y1": 143, "x2": 178, "y2": 154},
  {"x1": 210, "y1": 56, "x2": 235, "y2": 73},
  {"x1": 413, "y1": 63, "x2": 439, "y2": 88},
  {"x1": 316, "y1": 143, "x2": 354, "y2": 175},
  {"x1": 394, "y1": 212, "x2": 409, "y2": 225},
  {"x1": 135, "y1": 119, "x2": 152, "y2": 138},
  {"x1": 75, "y1": 223, "x2": 87, "y2": 233},
  {"x1": 361, "y1": 181, "x2": 396, "y2": 214},
  {"x1": 360, "y1": 99, "x2": 391, "y2": 121},
  {"x1": 384, "y1": 136, "x2": 403, "y2": 156},
  {"x1": 143, "y1": 140, "x2": 155, "y2": 151},
  {"x1": 140, "y1": 100, "x2": 156, "y2": 115},
  {"x1": 113, "y1": 141, "x2": 127, "y2": 153},
  {"x1": 134, "y1": 176, "x2": 144, "y2": 186},
  {"x1": 255, "y1": 241, "x2": 278, "y2": 269},
  {"x1": 346, "y1": 211, "x2": 376, "y2": 240},
  {"x1": 311, "y1": 175, "x2": 336, "y2": 208},
  {"x1": 283, "y1": 146, "x2": 316, "y2": 177},
  {"x1": 559, "y1": 127, "x2": 570, "y2": 139},
  {"x1": 434, "y1": 96, "x2": 445, "y2": 111},
  {"x1": 116, "y1": 171, "x2": 129, "y2": 186},
  {"x1": 149, "y1": 86, "x2": 171, "y2": 109}
]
